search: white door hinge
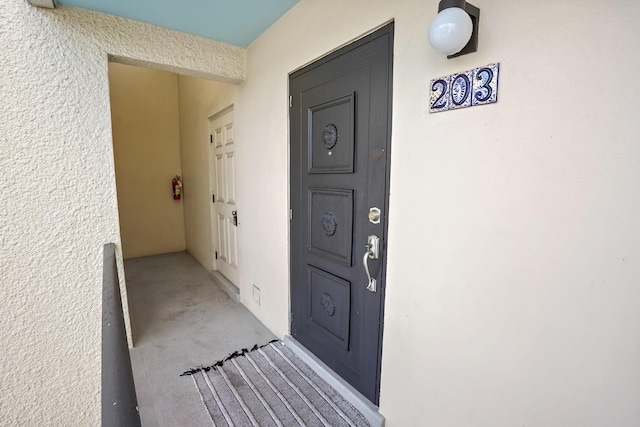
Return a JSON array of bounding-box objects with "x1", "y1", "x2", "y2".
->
[
  {"x1": 289, "y1": 95, "x2": 292, "y2": 108},
  {"x1": 289, "y1": 209, "x2": 293, "y2": 220}
]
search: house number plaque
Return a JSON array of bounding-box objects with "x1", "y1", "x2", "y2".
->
[{"x1": 429, "y1": 63, "x2": 499, "y2": 113}]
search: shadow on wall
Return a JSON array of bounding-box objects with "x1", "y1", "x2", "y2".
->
[{"x1": 108, "y1": 62, "x2": 186, "y2": 260}]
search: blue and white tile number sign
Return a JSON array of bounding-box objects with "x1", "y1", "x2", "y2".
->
[{"x1": 430, "y1": 63, "x2": 499, "y2": 113}]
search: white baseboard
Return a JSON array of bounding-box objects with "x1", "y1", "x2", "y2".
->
[{"x1": 209, "y1": 270, "x2": 240, "y2": 302}]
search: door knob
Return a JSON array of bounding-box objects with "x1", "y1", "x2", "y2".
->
[{"x1": 363, "y1": 235, "x2": 379, "y2": 292}]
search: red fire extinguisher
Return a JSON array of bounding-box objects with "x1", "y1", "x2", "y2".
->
[{"x1": 172, "y1": 176, "x2": 183, "y2": 200}]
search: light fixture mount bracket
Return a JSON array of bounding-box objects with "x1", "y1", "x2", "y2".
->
[
  {"x1": 438, "y1": 0, "x2": 480, "y2": 59},
  {"x1": 438, "y1": 0, "x2": 467, "y2": 12}
]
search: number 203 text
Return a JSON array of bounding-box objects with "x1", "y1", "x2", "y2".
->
[{"x1": 429, "y1": 63, "x2": 500, "y2": 113}]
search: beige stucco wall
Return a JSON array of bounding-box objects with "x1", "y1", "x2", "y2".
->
[
  {"x1": 4, "y1": 0, "x2": 640, "y2": 424},
  {"x1": 0, "y1": 0, "x2": 244, "y2": 424},
  {"x1": 228, "y1": 0, "x2": 640, "y2": 425},
  {"x1": 109, "y1": 63, "x2": 186, "y2": 259},
  {"x1": 178, "y1": 76, "x2": 238, "y2": 271}
]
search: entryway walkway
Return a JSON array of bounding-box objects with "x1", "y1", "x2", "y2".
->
[{"x1": 125, "y1": 251, "x2": 276, "y2": 427}]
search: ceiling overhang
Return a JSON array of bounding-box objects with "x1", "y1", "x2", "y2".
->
[{"x1": 28, "y1": 0, "x2": 299, "y2": 47}]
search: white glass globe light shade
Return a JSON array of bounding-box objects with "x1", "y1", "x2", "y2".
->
[{"x1": 428, "y1": 7, "x2": 473, "y2": 55}]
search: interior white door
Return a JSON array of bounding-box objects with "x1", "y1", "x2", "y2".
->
[{"x1": 208, "y1": 107, "x2": 239, "y2": 285}]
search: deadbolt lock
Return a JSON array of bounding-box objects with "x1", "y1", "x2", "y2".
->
[{"x1": 368, "y1": 207, "x2": 381, "y2": 224}]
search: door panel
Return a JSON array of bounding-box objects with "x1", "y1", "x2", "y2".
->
[
  {"x1": 308, "y1": 92, "x2": 356, "y2": 174},
  {"x1": 217, "y1": 214, "x2": 227, "y2": 262},
  {"x1": 225, "y1": 153, "x2": 236, "y2": 204},
  {"x1": 307, "y1": 265, "x2": 351, "y2": 350},
  {"x1": 308, "y1": 188, "x2": 354, "y2": 265},
  {"x1": 290, "y1": 24, "x2": 393, "y2": 405},
  {"x1": 215, "y1": 154, "x2": 225, "y2": 202},
  {"x1": 209, "y1": 108, "x2": 239, "y2": 284}
]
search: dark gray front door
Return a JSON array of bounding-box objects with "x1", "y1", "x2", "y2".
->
[{"x1": 289, "y1": 24, "x2": 393, "y2": 405}]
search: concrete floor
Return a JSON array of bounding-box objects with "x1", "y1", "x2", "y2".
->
[{"x1": 125, "y1": 252, "x2": 276, "y2": 427}]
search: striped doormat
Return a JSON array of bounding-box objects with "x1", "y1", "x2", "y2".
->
[{"x1": 182, "y1": 340, "x2": 370, "y2": 426}]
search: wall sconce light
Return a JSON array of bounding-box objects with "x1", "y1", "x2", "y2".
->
[{"x1": 428, "y1": 0, "x2": 480, "y2": 58}]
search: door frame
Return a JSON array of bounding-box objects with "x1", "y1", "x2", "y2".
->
[
  {"x1": 287, "y1": 22, "x2": 394, "y2": 404},
  {"x1": 207, "y1": 104, "x2": 235, "y2": 276}
]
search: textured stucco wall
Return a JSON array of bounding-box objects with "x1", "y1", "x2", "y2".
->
[
  {"x1": 109, "y1": 63, "x2": 187, "y2": 259},
  {"x1": 0, "y1": 0, "x2": 244, "y2": 424},
  {"x1": 52, "y1": 7, "x2": 245, "y2": 83},
  {"x1": 5, "y1": 0, "x2": 640, "y2": 424}
]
